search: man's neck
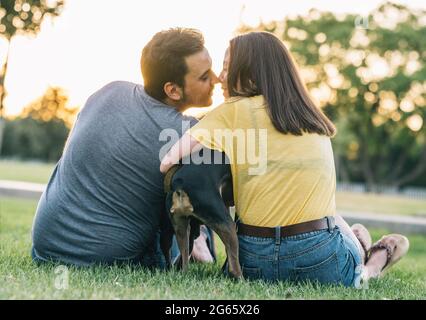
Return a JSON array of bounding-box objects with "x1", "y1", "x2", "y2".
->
[{"x1": 163, "y1": 98, "x2": 189, "y2": 113}]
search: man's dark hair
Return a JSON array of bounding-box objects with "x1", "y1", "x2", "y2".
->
[
  {"x1": 228, "y1": 32, "x2": 336, "y2": 137},
  {"x1": 141, "y1": 28, "x2": 205, "y2": 102}
]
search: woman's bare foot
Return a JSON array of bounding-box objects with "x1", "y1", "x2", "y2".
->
[
  {"x1": 364, "y1": 234, "x2": 410, "y2": 279},
  {"x1": 191, "y1": 230, "x2": 214, "y2": 263},
  {"x1": 351, "y1": 223, "x2": 372, "y2": 264}
]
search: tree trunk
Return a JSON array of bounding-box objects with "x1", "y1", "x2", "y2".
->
[
  {"x1": 361, "y1": 144, "x2": 376, "y2": 192},
  {"x1": 354, "y1": 116, "x2": 376, "y2": 192},
  {"x1": 336, "y1": 155, "x2": 350, "y2": 182},
  {"x1": 387, "y1": 149, "x2": 409, "y2": 185},
  {"x1": 392, "y1": 144, "x2": 426, "y2": 188},
  {"x1": 0, "y1": 40, "x2": 11, "y2": 154}
]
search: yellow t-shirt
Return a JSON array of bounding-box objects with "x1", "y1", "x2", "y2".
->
[{"x1": 189, "y1": 95, "x2": 336, "y2": 227}]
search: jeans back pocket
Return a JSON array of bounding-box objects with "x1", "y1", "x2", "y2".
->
[
  {"x1": 292, "y1": 252, "x2": 341, "y2": 285},
  {"x1": 242, "y1": 265, "x2": 262, "y2": 281}
]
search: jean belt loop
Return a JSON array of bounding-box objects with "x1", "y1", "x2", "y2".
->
[
  {"x1": 275, "y1": 226, "x2": 281, "y2": 245},
  {"x1": 327, "y1": 216, "x2": 335, "y2": 233}
]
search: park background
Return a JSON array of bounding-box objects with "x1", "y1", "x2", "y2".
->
[{"x1": 0, "y1": 0, "x2": 425, "y2": 299}]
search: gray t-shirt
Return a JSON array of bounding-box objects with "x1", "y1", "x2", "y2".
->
[{"x1": 31, "y1": 81, "x2": 196, "y2": 265}]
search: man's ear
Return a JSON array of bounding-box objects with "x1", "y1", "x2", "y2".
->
[{"x1": 164, "y1": 82, "x2": 183, "y2": 101}]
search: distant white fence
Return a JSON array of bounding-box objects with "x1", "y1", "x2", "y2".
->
[
  {"x1": 337, "y1": 182, "x2": 426, "y2": 200},
  {"x1": 0, "y1": 180, "x2": 45, "y2": 199}
]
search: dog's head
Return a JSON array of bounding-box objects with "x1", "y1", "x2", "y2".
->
[{"x1": 170, "y1": 189, "x2": 193, "y2": 215}]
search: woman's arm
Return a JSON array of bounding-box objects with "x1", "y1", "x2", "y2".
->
[{"x1": 160, "y1": 132, "x2": 203, "y2": 173}]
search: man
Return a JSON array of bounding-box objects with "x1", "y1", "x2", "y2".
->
[{"x1": 31, "y1": 28, "x2": 218, "y2": 267}]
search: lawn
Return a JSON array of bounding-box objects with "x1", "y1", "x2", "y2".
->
[
  {"x1": 1, "y1": 196, "x2": 425, "y2": 299},
  {"x1": 0, "y1": 160, "x2": 55, "y2": 184},
  {"x1": 336, "y1": 192, "x2": 426, "y2": 217}
]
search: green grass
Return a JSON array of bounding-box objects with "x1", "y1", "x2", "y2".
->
[
  {"x1": 1, "y1": 196, "x2": 425, "y2": 299},
  {"x1": 336, "y1": 192, "x2": 426, "y2": 217},
  {"x1": 0, "y1": 160, "x2": 55, "y2": 184}
]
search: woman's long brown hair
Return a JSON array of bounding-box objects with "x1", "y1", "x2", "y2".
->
[{"x1": 228, "y1": 32, "x2": 336, "y2": 137}]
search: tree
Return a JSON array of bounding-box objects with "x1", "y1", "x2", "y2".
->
[
  {"x1": 0, "y1": 0, "x2": 65, "y2": 151},
  {"x1": 1, "y1": 86, "x2": 77, "y2": 161},
  {"x1": 21, "y1": 86, "x2": 77, "y2": 128},
  {"x1": 238, "y1": 2, "x2": 426, "y2": 189}
]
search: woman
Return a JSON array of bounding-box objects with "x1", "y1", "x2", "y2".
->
[{"x1": 160, "y1": 32, "x2": 409, "y2": 286}]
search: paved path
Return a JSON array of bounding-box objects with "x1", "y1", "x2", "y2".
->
[
  {"x1": 340, "y1": 210, "x2": 426, "y2": 235},
  {"x1": 1, "y1": 180, "x2": 426, "y2": 235},
  {"x1": 0, "y1": 180, "x2": 46, "y2": 199}
]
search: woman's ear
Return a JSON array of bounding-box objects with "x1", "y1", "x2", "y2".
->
[{"x1": 164, "y1": 82, "x2": 183, "y2": 102}]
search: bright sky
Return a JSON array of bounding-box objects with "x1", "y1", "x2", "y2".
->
[{"x1": 0, "y1": 0, "x2": 424, "y2": 117}]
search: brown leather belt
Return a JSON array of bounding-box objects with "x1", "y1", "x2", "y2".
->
[{"x1": 237, "y1": 216, "x2": 335, "y2": 238}]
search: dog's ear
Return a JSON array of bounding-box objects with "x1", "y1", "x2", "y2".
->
[{"x1": 170, "y1": 189, "x2": 194, "y2": 215}]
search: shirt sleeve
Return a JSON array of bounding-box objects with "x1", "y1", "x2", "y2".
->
[
  {"x1": 188, "y1": 102, "x2": 236, "y2": 156},
  {"x1": 183, "y1": 115, "x2": 199, "y2": 127}
]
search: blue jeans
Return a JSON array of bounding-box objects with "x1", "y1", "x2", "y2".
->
[{"x1": 238, "y1": 223, "x2": 363, "y2": 287}]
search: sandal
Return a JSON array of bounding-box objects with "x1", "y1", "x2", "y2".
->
[
  {"x1": 351, "y1": 223, "x2": 372, "y2": 264},
  {"x1": 368, "y1": 234, "x2": 410, "y2": 277}
]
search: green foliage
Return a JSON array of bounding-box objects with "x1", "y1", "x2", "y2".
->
[
  {"x1": 239, "y1": 2, "x2": 426, "y2": 189},
  {"x1": 1, "y1": 117, "x2": 68, "y2": 161},
  {"x1": 21, "y1": 86, "x2": 78, "y2": 127},
  {"x1": 0, "y1": 0, "x2": 65, "y2": 40},
  {"x1": 1, "y1": 87, "x2": 76, "y2": 161}
]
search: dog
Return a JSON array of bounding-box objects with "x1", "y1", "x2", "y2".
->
[{"x1": 160, "y1": 149, "x2": 242, "y2": 279}]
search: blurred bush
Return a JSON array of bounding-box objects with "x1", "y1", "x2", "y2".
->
[{"x1": 1, "y1": 87, "x2": 77, "y2": 162}]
